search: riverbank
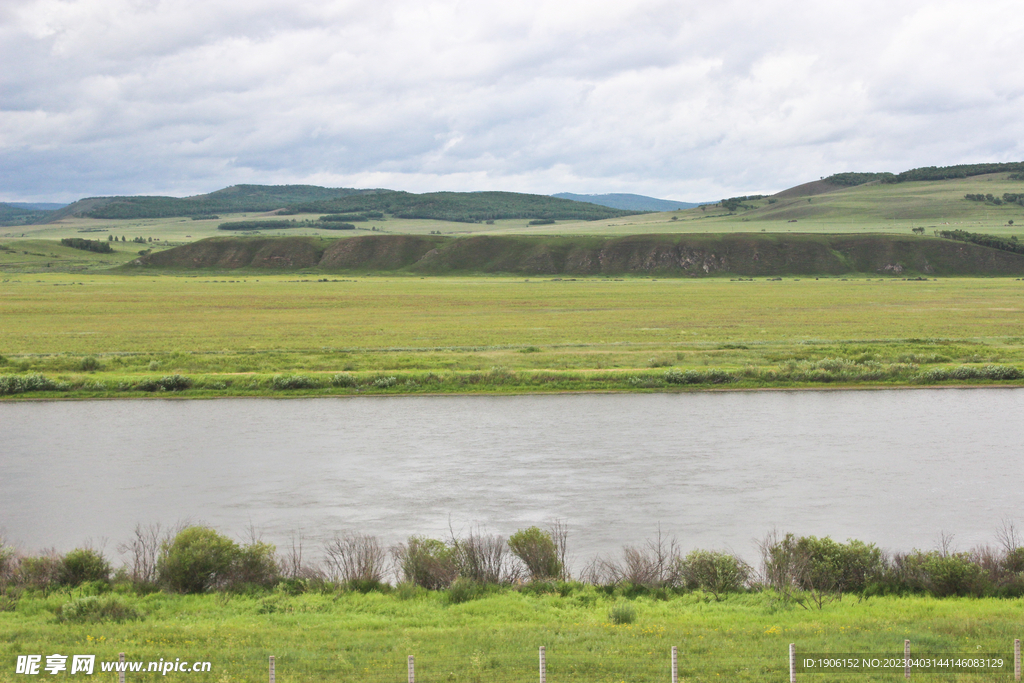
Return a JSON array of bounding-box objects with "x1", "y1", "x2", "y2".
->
[{"x1": 2, "y1": 589, "x2": 1020, "y2": 682}]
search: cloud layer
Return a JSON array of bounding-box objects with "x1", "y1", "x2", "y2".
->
[{"x1": 2, "y1": 0, "x2": 1023, "y2": 201}]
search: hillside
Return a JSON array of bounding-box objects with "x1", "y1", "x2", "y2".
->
[
  {"x1": 125, "y1": 233, "x2": 1024, "y2": 277},
  {"x1": 287, "y1": 190, "x2": 635, "y2": 222},
  {"x1": 51, "y1": 185, "x2": 381, "y2": 220},
  {"x1": 47, "y1": 186, "x2": 636, "y2": 223},
  {"x1": 0, "y1": 203, "x2": 55, "y2": 227},
  {"x1": 551, "y1": 193, "x2": 699, "y2": 211}
]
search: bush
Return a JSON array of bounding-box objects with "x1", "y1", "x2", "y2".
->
[
  {"x1": 55, "y1": 596, "x2": 143, "y2": 624},
  {"x1": 371, "y1": 376, "x2": 398, "y2": 389},
  {"x1": 445, "y1": 577, "x2": 486, "y2": 604},
  {"x1": 922, "y1": 552, "x2": 987, "y2": 597},
  {"x1": 157, "y1": 527, "x2": 239, "y2": 593},
  {"x1": 608, "y1": 602, "x2": 636, "y2": 624},
  {"x1": 330, "y1": 373, "x2": 356, "y2": 387},
  {"x1": 79, "y1": 356, "x2": 101, "y2": 372},
  {"x1": 680, "y1": 550, "x2": 749, "y2": 599},
  {"x1": 60, "y1": 549, "x2": 111, "y2": 586},
  {"x1": 18, "y1": 552, "x2": 63, "y2": 590},
  {"x1": 508, "y1": 527, "x2": 562, "y2": 580},
  {"x1": 229, "y1": 542, "x2": 279, "y2": 589},
  {"x1": 157, "y1": 374, "x2": 192, "y2": 391},
  {"x1": 323, "y1": 533, "x2": 387, "y2": 585},
  {"x1": 0, "y1": 374, "x2": 63, "y2": 395},
  {"x1": 270, "y1": 374, "x2": 321, "y2": 390},
  {"x1": 395, "y1": 537, "x2": 458, "y2": 590},
  {"x1": 664, "y1": 369, "x2": 733, "y2": 385}
]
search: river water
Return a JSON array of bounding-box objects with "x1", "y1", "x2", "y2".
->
[{"x1": 1, "y1": 389, "x2": 1022, "y2": 566}]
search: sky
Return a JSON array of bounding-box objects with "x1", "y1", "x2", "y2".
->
[{"x1": 2, "y1": 0, "x2": 1023, "y2": 203}]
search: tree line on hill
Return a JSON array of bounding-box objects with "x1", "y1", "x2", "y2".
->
[
  {"x1": 964, "y1": 192, "x2": 1024, "y2": 206},
  {"x1": 825, "y1": 162, "x2": 1024, "y2": 187},
  {"x1": 938, "y1": 229, "x2": 1023, "y2": 255},
  {"x1": 218, "y1": 220, "x2": 356, "y2": 231}
]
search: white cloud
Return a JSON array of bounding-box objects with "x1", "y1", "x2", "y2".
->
[{"x1": 1, "y1": 0, "x2": 1023, "y2": 202}]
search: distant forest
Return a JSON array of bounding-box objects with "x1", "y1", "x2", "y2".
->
[{"x1": 826, "y1": 162, "x2": 1024, "y2": 187}]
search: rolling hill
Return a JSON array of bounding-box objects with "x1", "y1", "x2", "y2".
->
[{"x1": 551, "y1": 193, "x2": 700, "y2": 211}]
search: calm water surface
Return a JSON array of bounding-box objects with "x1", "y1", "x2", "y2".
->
[{"x1": 1, "y1": 389, "x2": 1022, "y2": 564}]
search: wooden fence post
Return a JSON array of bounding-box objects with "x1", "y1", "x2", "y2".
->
[
  {"x1": 904, "y1": 640, "x2": 910, "y2": 680},
  {"x1": 789, "y1": 643, "x2": 795, "y2": 683},
  {"x1": 118, "y1": 653, "x2": 125, "y2": 683},
  {"x1": 1015, "y1": 639, "x2": 1020, "y2": 682},
  {"x1": 539, "y1": 646, "x2": 546, "y2": 683},
  {"x1": 269, "y1": 655, "x2": 275, "y2": 683},
  {"x1": 671, "y1": 646, "x2": 678, "y2": 683},
  {"x1": 408, "y1": 655, "x2": 415, "y2": 683}
]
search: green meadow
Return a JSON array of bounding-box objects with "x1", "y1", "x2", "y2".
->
[
  {"x1": 1, "y1": 589, "x2": 1021, "y2": 683},
  {"x1": 1, "y1": 274, "x2": 1022, "y2": 397}
]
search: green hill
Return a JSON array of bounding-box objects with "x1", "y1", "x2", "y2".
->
[
  {"x1": 0, "y1": 203, "x2": 55, "y2": 227},
  {"x1": 47, "y1": 186, "x2": 636, "y2": 223},
  {"x1": 286, "y1": 190, "x2": 636, "y2": 222},
  {"x1": 52, "y1": 185, "x2": 381, "y2": 220},
  {"x1": 125, "y1": 233, "x2": 1024, "y2": 277}
]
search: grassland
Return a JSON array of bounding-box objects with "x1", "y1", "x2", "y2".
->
[
  {"x1": 1, "y1": 274, "x2": 1022, "y2": 397},
  {"x1": 1, "y1": 589, "x2": 1020, "y2": 682},
  {"x1": 3, "y1": 174, "x2": 1023, "y2": 258}
]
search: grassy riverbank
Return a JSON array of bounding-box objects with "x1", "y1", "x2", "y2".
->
[
  {"x1": 2, "y1": 274, "x2": 1023, "y2": 397},
  {"x1": 1, "y1": 589, "x2": 1019, "y2": 682}
]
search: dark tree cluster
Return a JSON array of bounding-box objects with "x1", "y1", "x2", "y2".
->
[{"x1": 60, "y1": 237, "x2": 113, "y2": 253}]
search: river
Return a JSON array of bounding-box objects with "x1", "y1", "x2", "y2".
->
[{"x1": 1, "y1": 389, "x2": 1021, "y2": 567}]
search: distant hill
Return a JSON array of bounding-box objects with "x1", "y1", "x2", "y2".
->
[
  {"x1": 53, "y1": 185, "x2": 381, "y2": 221},
  {"x1": 552, "y1": 193, "x2": 699, "y2": 211},
  {"x1": 290, "y1": 190, "x2": 635, "y2": 222},
  {"x1": 50, "y1": 186, "x2": 636, "y2": 223},
  {"x1": 126, "y1": 233, "x2": 1024, "y2": 277},
  {"x1": 0, "y1": 203, "x2": 57, "y2": 227},
  {"x1": 5, "y1": 202, "x2": 67, "y2": 211}
]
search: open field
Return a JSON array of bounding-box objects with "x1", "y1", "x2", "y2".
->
[
  {"x1": 2, "y1": 274, "x2": 1022, "y2": 397},
  {"x1": 1, "y1": 589, "x2": 1020, "y2": 682}
]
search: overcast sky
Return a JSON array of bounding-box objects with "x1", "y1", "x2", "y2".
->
[{"x1": 2, "y1": 0, "x2": 1023, "y2": 203}]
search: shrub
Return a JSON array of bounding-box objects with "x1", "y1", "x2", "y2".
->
[
  {"x1": 508, "y1": 527, "x2": 562, "y2": 581},
  {"x1": 680, "y1": 550, "x2": 749, "y2": 599},
  {"x1": 323, "y1": 534, "x2": 387, "y2": 585},
  {"x1": 157, "y1": 374, "x2": 192, "y2": 391},
  {"x1": 55, "y1": 596, "x2": 143, "y2": 624},
  {"x1": 664, "y1": 369, "x2": 733, "y2": 385},
  {"x1": 60, "y1": 549, "x2": 111, "y2": 586},
  {"x1": 453, "y1": 532, "x2": 515, "y2": 584},
  {"x1": 18, "y1": 552, "x2": 63, "y2": 590},
  {"x1": 229, "y1": 542, "x2": 279, "y2": 589},
  {"x1": 395, "y1": 537, "x2": 458, "y2": 590},
  {"x1": 270, "y1": 374, "x2": 321, "y2": 390},
  {"x1": 922, "y1": 552, "x2": 987, "y2": 597},
  {"x1": 0, "y1": 374, "x2": 62, "y2": 395},
  {"x1": 330, "y1": 373, "x2": 356, "y2": 387},
  {"x1": 79, "y1": 356, "x2": 101, "y2": 372},
  {"x1": 157, "y1": 527, "x2": 239, "y2": 593},
  {"x1": 608, "y1": 602, "x2": 636, "y2": 624},
  {"x1": 371, "y1": 376, "x2": 398, "y2": 389},
  {"x1": 445, "y1": 577, "x2": 486, "y2": 604}
]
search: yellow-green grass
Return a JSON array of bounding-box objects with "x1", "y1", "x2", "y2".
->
[
  {"x1": 2, "y1": 274, "x2": 1023, "y2": 395},
  {"x1": 1, "y1": 590, "x2": 1020, "y2": 682}
]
